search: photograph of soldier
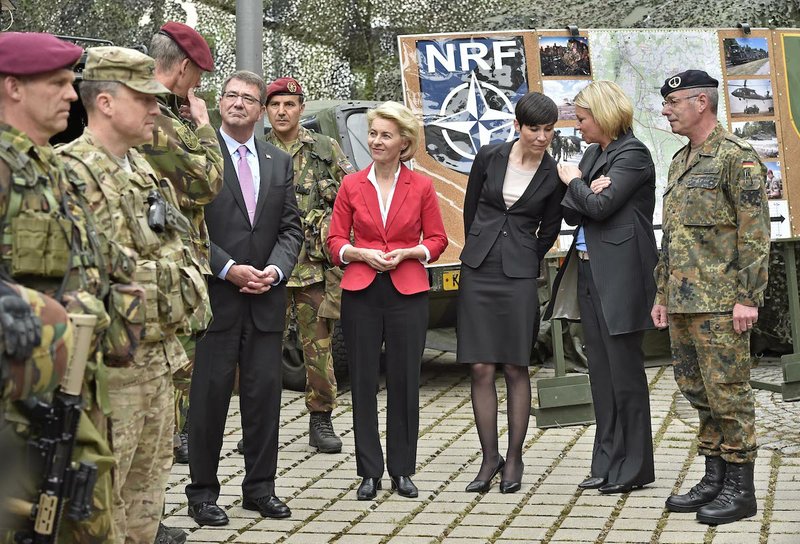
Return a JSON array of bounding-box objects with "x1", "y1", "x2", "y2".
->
[
  {"x1": 59, "y1": 46, "x2": 202, "y2": 544},
  {"x1": 653, "y1": 69, "x2": 770, "y2": 526},
  {"x1": 263, "y1": 76, "x2": 355, "y2": 454},
  {"x1": 549, "y1": 128, "x2": 585, "y2": 165},
  {"x1": 731, "y1": 120, "x2": 779, "y2": 158},
  {"x1": 764, "y1": 162, "x2": 783, "y2": 199},
  {"x1": 723, "y1": 37, "x2": 770, "y2": 76},
  {"x1": 543, "y1": 79, "x2": 590, "y2": 120},
  {"x1": 727, "y1": 79, "x2": 774, "y2": 118},
  {"x1": 539, "y1": 36, "x2": 591, "y2": 77}
]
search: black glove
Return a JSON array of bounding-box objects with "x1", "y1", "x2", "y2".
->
[{"x1": 0, "y1": 282, "x2": 42, "y2": 361}]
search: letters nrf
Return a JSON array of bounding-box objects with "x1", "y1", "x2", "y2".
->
[{"x1": 424, "y1": 40, "x2": 518, "y2": 73}]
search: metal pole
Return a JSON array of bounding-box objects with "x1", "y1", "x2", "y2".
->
[{"x1": 236, "y1": 0, "x2": 263, "y2": 75}]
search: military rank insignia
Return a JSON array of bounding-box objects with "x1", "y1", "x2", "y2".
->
[{"x1": 176, "y1": 124, "x2": 200, "y2": 151}]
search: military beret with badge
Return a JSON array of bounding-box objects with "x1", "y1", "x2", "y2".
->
[
  {"x1": 266, "y1": 77, "x2": 304, "y2": 103},
  {"x1": 661, "y1": 69, "x2": 719, "y2": 98}
]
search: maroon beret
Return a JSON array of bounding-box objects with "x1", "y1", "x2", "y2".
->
[
  {"x1": 159, "y1": 21, "x2": 214, "y2": 72},
  {"x1": 266, "y1": 77, "x2": 304, "y2": 102},
  {"x1": 0, "y1": 32, "x2": 83, "y2": 76}
]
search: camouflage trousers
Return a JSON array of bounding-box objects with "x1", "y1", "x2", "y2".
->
[
  {"x1": 106, "y1": 346, "x2": 174, "y2": 544},
  {"x1": 287, "y1": 283, "x2": 337, "y2": 412},
  {"x1": 669, "y1": 313, "x2": 757, "y2": 463},
  {"x1": 173, "y1": 334, "x2": 196, "y2": 434}
]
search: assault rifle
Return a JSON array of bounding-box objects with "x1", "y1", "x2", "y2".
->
[{"x1": 7, "y1": 313, "x2": 98, "y2": 544}]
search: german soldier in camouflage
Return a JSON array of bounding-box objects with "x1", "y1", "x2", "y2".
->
[
  {"x1": 264, "y1": 77, "x2": 355, "y2": 453},
  {"x1": 652, "y1": 70, "x2": 770, "y2": 526},
  {"x1": 0, "y1": 32, "x2": 115, "y2": 544},
  {"x1": 58, "y1": 46, "x2": 207, "y2": 544}
]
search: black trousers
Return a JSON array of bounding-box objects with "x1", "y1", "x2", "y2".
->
[
  {"x1": 342, "y1": 273, "x2": 428, "y2": 478},
  {"x1": 577, "y1": 259, "x2": 655, "y2": 487},
  {"x1": 186, "y1": 316, "x2": 282, "y2": 504}
]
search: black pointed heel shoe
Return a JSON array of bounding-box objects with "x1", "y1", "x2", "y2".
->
[
  {"x1": 356, "y1": 477, "x2": 382, "y2": 500},
  {"x1": 465, "y1": 456, "x2": 505, "y2": 493}
]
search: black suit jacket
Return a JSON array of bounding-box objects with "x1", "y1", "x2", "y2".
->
[
  {"x1": 204, "y1": 132, "x2": 303, "y2": 333},
  {"x1": 460, "y1": 141, "x2": 565, "y2": 278},
  {"x1": 544, "y1": 130, "x2": 658, "y2": 335}
]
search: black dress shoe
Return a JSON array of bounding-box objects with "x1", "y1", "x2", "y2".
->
[
  {"x1": 242, "y1": 495, "x2": 291, "y2": 518},
  {"x1": 499, "y1": 480, "x2": 521, "y2": 494},
  {"x1": 236, "y1": 438, "x2": 244, "y2": 454},
  {"x1": 578, "y1": 476, "x2": 607, "y2": 489},
  {"x1": 187, "y1": 502, "x2": 229, "y2": 526},
  {"x1": 465, "y1": 456, "x2": 505, "y2": 493},
  {"x1": 357, "y1": 477, "x2": 382, "y2": 500},
  {"x1": 598, "y1": 482, "x2": 644, "y2": 495},
  {"x1": 390, "y1": 475, "x2": 418, "y2": 498}
]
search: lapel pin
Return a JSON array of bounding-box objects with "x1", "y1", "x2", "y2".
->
[{"x1": 265, "y1": 153, "x2": 272, "y2": 159}]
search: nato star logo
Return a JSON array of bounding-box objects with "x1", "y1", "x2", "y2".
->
[{"x1": 431, "y1": 71, "x2": 517, "y2": 160}]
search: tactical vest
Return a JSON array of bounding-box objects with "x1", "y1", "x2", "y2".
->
[
  {"x1": 60, "y1": 138, "x2": 209, "y2": 366},
  {"x1": 0, "y1": 137, "x2": 106, "y2": 301}
]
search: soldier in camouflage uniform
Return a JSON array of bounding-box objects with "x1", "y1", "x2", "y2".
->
[
  {"x1": 58, "y1": 46, "x2": 207, "y2": 544},
  {"x1": 138, "y1": 22, "x2": 223, "y2": 475},
  {"x1": 264, "y1": 77, "x2": 354, "y2": 453},
  {"x1": 0, "y1": 32, "x2": 115, "y2": 544},
  {"x1": 652, "y1": 71, "x2": 770, "y2": 525}
]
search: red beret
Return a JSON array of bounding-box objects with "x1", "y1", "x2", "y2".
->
[
  {"x1": 266, "y1": 77, "x2": 304, "y2": 102},
  {"x1": 159, "y1": 21, "x2": 214, "y2": 72},
  {"x1": 0, "y1": 32, "x2": 83, "y2": 76}
]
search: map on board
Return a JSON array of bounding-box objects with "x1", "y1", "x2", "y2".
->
[{"x1": 588, "y1": 29, "x2": 726, "y2": 225}]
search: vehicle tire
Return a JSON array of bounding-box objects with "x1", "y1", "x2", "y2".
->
[
  {"x1": 331, "y1": 320, "x2": 349, "y2": 382},
  {"x1": 282, "y1": 326, "x2": 306, "y2": 392}
]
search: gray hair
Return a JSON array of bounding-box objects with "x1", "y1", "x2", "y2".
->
[
  {"x1": 79, "y1": 80, "x2": 122, "y2": 112},
  {"x1": 222, "y1": 70, "x2": 267, "y2": 104},
  {"x1": 696, "y1": 87, "x2": 719, "y2": 114},
  {"x1": 149, "y1": 32, "x2": 187, "y2": 71}
]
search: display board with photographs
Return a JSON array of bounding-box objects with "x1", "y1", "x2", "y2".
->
[
  {"x1": 538, "y1": 31, "x2": 592, "y2": 133},
  {"x1": 719, "y1": 29, "x2": 791, "y2": 239}
]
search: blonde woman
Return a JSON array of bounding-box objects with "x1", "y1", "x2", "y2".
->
[
  {"x1": 327, "y1": 101, "x2": 448, "y2": 501},
  {"x1": 546, "y1": 80, "x2": 657, "y2": 494}
]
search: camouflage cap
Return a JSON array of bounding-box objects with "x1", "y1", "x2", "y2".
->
[{"x1": 83, "y1": 46, "x2": 170, "y2": 95}]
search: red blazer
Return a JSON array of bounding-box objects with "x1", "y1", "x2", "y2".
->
[{"x1": 327, "y1": 163, "x2": 448, "y2": 295}]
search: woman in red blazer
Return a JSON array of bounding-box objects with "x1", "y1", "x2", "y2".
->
[{"x1": 327, "y1": 101, "x2": 447, "y2": 501}]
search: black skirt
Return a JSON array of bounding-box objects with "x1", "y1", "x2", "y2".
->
[{"x1": 456, "y1": 238, "x2": 539, "y2": 366}]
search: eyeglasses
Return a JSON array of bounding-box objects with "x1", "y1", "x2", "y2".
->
[
  {"x1": 222, "y1": 91, "x2": 262, "y2": 106},
  {"x1": 661, "y1": 94, "x2": 700, "y2": 108}
]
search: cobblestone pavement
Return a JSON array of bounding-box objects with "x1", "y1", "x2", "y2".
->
[{"x1": 165, "y1": 351, "x2": 800, "y2": 544}]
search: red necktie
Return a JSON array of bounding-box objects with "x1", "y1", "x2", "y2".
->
[{"x1": 237, "y1": 144, "x2": 256, "y2": 224}]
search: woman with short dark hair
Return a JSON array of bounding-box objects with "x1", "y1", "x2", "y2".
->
[{"x1": 458, "y1": 92, "x2": 565, "y2": 494}]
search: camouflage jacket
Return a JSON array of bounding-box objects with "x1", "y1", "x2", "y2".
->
[
  {"x1": 60, "y1": 130, "x2": 206, "y2": 376},
  {"x1": 138, "y1": 94, "x2": 224, "y2": 274},
  {"x1": 654, "y1": 123, "x2": 770, "y2": 313},
  {"x1": 0, "y1": 123, "x2": 106, "y2": 300},
  {"x1": 265, "y1": 126, "x2": 354, "y2": 286}
]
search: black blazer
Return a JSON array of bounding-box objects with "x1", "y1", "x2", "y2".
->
[
  {"x1": 544, "y1": 130, "x2": 658, "y2": 335},
  {"x1": 204, "y1": 132, "x2": 303, "y2": 333},
  {"x1": 460, "y1": 141, "x2": 565, "y2": 278}
]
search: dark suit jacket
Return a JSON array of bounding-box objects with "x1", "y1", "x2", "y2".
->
[
  {"x1": 205, "y1": 132, "x2": 303, "y2": 333},
  {"x1": 327, "y1": 163, "x2": 448, "y2": 295},
  {"x1": 544, "y1": 130, "x2": 658, "y2": 335},
  {"x1": 460, "y1": 141, "x2": 565, "y2": 278}
]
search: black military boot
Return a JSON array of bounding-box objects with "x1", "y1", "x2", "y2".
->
[
  {"x1": 696, "y1": 462, "x2": 757, "y2": 525},
  {"x1": 173, "y1": 415, "x2": 189, "y2": 464},
  {"x1": 309, "y1": 411, "x2": 342, "y2": 453},
  {"x1": 154, "y1": 522, "x2": 187, "y2": 544},
  {"x1": 666, "y1": 455, "x2": 726, "y2": 513}
]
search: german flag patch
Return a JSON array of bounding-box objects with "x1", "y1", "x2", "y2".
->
[{"x1": 741, "y1": 160, "x2": 756, "y2": 168}]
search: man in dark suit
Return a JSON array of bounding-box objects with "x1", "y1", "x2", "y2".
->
[{"x1": 185, "y1": 70, "x2": 302, "y2": 525}]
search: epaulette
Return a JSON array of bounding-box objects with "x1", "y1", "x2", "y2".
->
[
  {"x1": 723, "y1": 133, "x2": 753, "y2": 151},
  {"x1": 308, "y1": 130, "x2": 335, "y2": 163}
]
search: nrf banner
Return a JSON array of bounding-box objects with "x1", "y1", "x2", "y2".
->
[{"x1": 415, "y1": 36, "x2": 529, "y2": 174}]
